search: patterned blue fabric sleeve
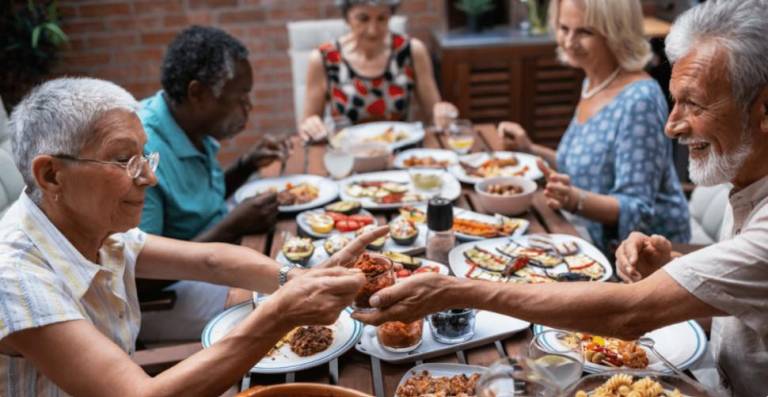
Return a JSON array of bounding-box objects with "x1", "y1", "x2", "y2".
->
[{"x1": 609, "y1": 90, "x2": 671, "y2": 241}]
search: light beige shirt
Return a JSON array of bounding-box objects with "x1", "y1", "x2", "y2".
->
[
  {"x1": 0, "y1": 193, "x2": 145, "y2": 396},
  {"x1": 665, "y1": 175, "x2": 768, "y2": 397}
]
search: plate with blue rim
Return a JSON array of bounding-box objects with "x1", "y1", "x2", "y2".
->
[
  {"x1": 532, "y1": 321, "x2": 707, "y2": 374},
  {"x1": 201, "y1": 299, "x2": 363, "y2": 374}
]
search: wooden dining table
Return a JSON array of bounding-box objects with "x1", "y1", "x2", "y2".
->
[{"x1": 236, "y1": 123, "x2": 583, "y2": 397}]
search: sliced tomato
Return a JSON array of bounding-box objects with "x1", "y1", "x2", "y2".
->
[
  {"x1": 348, "y1": 215, "x2": 374, "y2": 226},
  {"x1": 396, "y1": 269, "x2": 412, "y2": 278},
  {"x1": 336, "y1": 219, "x2": 361, "y2": 232},
  {"x1": 414, "y1": 266, "x2": 440, "y2": 274},
  {"x1": 325, "y1": 211, "x2": 348, "y2": 223}
]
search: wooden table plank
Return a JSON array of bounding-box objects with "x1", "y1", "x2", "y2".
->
[
  {"x1": 465, "y1": 344, "x2": 503, "y2": 367},
  {"x1": 337, "y1": 352, "x2": 375, "y2": 392},
  {"x1": 306, "y1": 142, "x2": 327, "y2": 175}
]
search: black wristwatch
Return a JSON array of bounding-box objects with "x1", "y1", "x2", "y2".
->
[{"x1": 278, "y1": 264, "x2": 294, "y2": 287}]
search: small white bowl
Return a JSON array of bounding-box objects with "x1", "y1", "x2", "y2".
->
[
  {"x1": 474, "y1": 176, "x2": 537, "y2": 215},
  {"x1": 344, "y1": 141, "x2": 392, "y2": 173}
]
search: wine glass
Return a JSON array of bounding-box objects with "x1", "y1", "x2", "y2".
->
[
  {"x1": 527, "y1": 330, "x2": 585, "y2": 391},
  {"x1": 446, "y1": 119, "x2": 475, "y2": 154},
  {"x1": 476, "y1": 357, "x2": 562, "y2": 397}
]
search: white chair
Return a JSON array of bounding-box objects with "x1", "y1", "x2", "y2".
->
[
  {"x1": 0, "y1": 97, "x2": 25, "y2": 218},
  {"x1": 286, "y1": 16, "x2": 407, "y2": 127},
  {"x1": 688, "y1": 183, "x2": 731, "y2": 245}
]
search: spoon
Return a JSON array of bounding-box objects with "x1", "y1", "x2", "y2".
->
[{"x1": 637, "y1": 336, "x2": 699, "y2": 383}]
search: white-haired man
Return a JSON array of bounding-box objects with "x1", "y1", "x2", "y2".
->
[{"x1": 353, "y1": 2, "x2": 768, "y2": 395}]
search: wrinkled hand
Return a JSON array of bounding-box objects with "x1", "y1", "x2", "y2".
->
[
  {"x1": 317, "y1": 226, "x2": 389, "y2": 269},
  {"x1": 243, "y1": 135, "x2": 292, "y2": 169},
  {"x1": 433, "y1": 101, "x2": 459, "y2": 130},
  {"x1": 299, "y1": 115, "x2": 328, "y2": 142},
  {"x1": 538, "y1": 159, "x2": 579, "y2": 212},
  {"x1": 352, "y1": 273, "x2": 455, "y2": 325},
  {"x1": 225, "y1": 192, "x2": 279, "y2": 236},
  {"x1": 272, "y1": 267, "x2": 366, "y2": 326},
  {"x1": 497, "y1": 121, "x2": 533, "y2": 153},
  {"x1": 615, "y1": 232, "x2": 673, "y2": 283}
]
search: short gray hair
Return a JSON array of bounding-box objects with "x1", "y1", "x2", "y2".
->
[
  {"x1": 9, "y1": 77, "x2": 139, "y2": 202},
  {"x1": 666, "y1": 0, "x2": 768, "y2": 109}
]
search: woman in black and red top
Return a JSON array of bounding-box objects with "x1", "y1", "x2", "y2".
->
[{"x1": 299, "y1": 0, "x2": 458, "y2": 141}]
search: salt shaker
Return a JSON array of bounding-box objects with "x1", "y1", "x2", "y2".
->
[{"x1": 426, "y1": 197, "x2": 455, "y2": 264}]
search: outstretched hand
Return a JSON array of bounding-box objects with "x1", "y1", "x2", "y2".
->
[
  {"x1": 316, "y1": 226, "x2": 389, "y2": 269},
  {"x1": 615, "y1": 232, "x2": 673, "y2": 282},
  {"x1": 351, "y1": 273, "x2": 456, "y2": 325},
  {"x1": 538, "y1": 159, "x2": 580, "y2": 212}
]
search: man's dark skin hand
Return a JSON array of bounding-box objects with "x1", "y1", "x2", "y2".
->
[{"x1": 195, "y1": 192, "x2": 279, "y2": 243}]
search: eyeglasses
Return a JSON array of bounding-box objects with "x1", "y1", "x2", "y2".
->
[{"x1": 53, "y1": 152, "x2": 160, "y2": 179}]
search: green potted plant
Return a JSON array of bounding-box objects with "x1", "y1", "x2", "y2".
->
[
  {"x1": 455, "y1": 0, "x2": 496, "y2": 33},
  {"x1": 0, "y1": 0, "x2": 68, "y2": 110}
]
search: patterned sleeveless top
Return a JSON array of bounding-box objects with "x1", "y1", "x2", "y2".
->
[{"x1": 319, "y1": 33, "x2": 415, "y2": 124}]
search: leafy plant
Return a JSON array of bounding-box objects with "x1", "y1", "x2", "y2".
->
[
  {"x1": 0, "y1": 0, "x2": 68, "y2": 109},
  {"x1": 455, "y1": 0, "x2": 496, "y2": 17},
  {"x1": 522, "y1": 0, "x2": 549, "y2": 34}
]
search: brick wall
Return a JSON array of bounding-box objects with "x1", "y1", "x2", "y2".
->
[{"x1": 55, "y1": 0, "x2": 445, "y2": 165}]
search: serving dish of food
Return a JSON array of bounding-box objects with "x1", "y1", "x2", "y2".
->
[
  {"x1": 331, "y1": 121, "x2": 425, "y2": 151},
  {"x1": 566, "y1": 371, "x2": 711, "y2": 397},
  {"x1": 448, "y1": 151, "x2": 543, "y2": 184},
  {"x1": 394, "y1": 363, "x2": 486, "y2": 397},
  {"x1": 296, "y1": 202, "x2": 378, "y2": 239},
  {"x1": 392, "y1": 148, "x2": 459, "y2": 169},
  {"x1": 233, "y1": 174, "x2": 339, "y2": 212},
  {"x1": 398, "y1": 205, "x2": 529, "y2": 241},
  {"x1": 356, "y1": 310, "x2": 529, "y2": 364},
  {"x1": 533, "y1": 321, "x2": 707, "y2": 374},
  {"x1": 448, "y1": 234, "x2": 613, "y2": 284},
  {"x1": 382, "y1": 252, "x2": 450, "y2": 279},
  {"x1": 201, "y1": 299, "x2": 363, "y2": 374},
  {"x1": 338, "y1": 170, "x2": 461, "y2": 210}
]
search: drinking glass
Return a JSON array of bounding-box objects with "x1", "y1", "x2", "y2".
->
[
  {"x1": 446, "y1": 119, "x2": 475, "y2": 154},
  {"x1": 427, "y1": 308, "x2": 477, "y2": 344},
  {"x1": 476, "y1": 357, "x2": 562, "y2": 397},
  {"x1": 323, "y1": 145, "x2": 354, "y2": 180},
  {"x1": 527, "y1": 330, "x2": 584, "y2": 391}
]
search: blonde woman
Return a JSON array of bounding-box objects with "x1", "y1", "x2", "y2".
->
[{"x1": 499, "y1": 0, "x2": 690, "y2": 252}]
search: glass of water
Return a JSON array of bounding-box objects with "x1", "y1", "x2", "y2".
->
[
  {"x1": 527, "y1": 330, "x2": 584, "y2": 391},
  {"x1": 323, "y1": 145, "x2": 354, "y2": 180},
  {"x1": 477, "y1": 357, "x2": 562, "y2": 397}
]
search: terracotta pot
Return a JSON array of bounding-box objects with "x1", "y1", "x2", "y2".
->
[{"x1": 236, "y1": 383, "x2": 373, "y2": 397}]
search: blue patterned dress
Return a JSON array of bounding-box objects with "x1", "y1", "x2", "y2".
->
[{"x1": 556, "y1": 79, "x2": 691, "y2": 252}]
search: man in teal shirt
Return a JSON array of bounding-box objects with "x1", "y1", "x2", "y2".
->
[{"x1": 138, "y1": 26, "x2": 289, "y2": 341}]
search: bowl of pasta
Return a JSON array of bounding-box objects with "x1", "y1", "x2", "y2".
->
[{"x1": 566, "y1": 371, "x2": 713, "y2": 397}]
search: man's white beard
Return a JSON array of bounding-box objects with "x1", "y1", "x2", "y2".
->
[{"x1": 685, "y1": 133, "x2": 752, "y2": 186}]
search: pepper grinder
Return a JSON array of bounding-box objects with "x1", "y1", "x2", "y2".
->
[{"x1": 426, "y1": 197, "x2": 455, "y2": 264}]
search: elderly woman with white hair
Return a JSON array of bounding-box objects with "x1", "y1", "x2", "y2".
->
[
  {"x1": 499, "y1": 0, "x2": 690, "y2": 253},
  {"x1": 0, "y1": 77, "x2": 386, "y2": 396}
]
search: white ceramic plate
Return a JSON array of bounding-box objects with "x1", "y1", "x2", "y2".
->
[
  {"x1": 338, "y1": 170, "x2": 462, "y2": 210},
  {"x1": 201, "y1": 300, "x2": 363, "y2": 374},
  {"x1": 358, "y1": 311, "x2": 530, "y2": 364},
  {"x1": 448, "y1": 151, "x2": 544, "y2": 184},
  {"x1": 335, "y1": 121, "x2": 425, "y2": 151},
  {"x1": 392, "y1": 148, "x2": 459, "y2": 169},
  {"x1": 394, "y1": 363, "x2": 487, "y2": 397},
  {"x1": 296, "y1": 208, "x2": 378, "y2": 239},
  {"x1": 448, "y1": 234, "x2": 613, "y2": 282},
  {"x1": 233, "y1": 174, "x2": 339, "y2": 212},
  {"x1": 533, "y1": 321, "x2": 707, "y2": 374}
]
